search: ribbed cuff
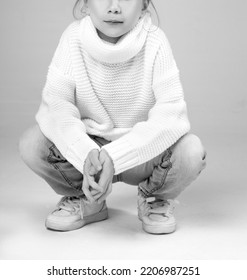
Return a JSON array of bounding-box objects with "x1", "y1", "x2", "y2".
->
[
  {"x1": 103, "y1": 137, "x2": 139, "y2": 175},
  {"x1": 65, "y1": 135, "x2": 100, "y2": 174}
]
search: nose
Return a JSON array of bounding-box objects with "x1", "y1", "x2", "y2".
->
[{"x1": 108, "y1": 0, "x2": 121, "y2": 14}]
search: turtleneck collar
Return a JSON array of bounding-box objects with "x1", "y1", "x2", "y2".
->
[{"x1": 79, "y1": 13, "x2": 152, "y2": 64}]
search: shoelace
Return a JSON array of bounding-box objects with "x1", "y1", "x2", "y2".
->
[
  {"x1": 58, "y1": 197, "x2": 82, "y2": 214},
  {"x1": 141, "y1": 197, "x2": 178, "y2": 217}
]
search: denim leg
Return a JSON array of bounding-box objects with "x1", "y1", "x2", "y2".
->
[
  {"x1": 138, "y1": 134, "x2": 207, "y2": 199},
  {"x1": 118, "y1": 134, "x2": 206, "y2": 199},
  {"x1": 19, "y1": 125, "x2": 85, "y2": 196},
  {"x1": 118, "y1": 145, "x2": 173, "y2": 192}
]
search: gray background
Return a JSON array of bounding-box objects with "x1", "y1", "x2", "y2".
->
[{"x1": 0, "y1": 0, "x2": 246, "y2": 259}]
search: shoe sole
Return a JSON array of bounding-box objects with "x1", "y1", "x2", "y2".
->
[
  {"x1": 45, "y1": 209, "x2": 108, "y2": 231},
  {"x1": 142, "y1": 222, "x2": 176, "y2": 234}
]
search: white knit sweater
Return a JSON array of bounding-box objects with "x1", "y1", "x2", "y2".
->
[{"x1": 36, "y1": 14, "x2": 190, "y2": 175}]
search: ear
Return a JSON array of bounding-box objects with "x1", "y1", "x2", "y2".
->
[
  {"x1": 81, "y1": 0, "x2": 90, "y2": 15},
  {"x1": 143, "y1": 0, "x2": 149, "y2": 11},
  {"x1": 83, "y1": 0, "x2": 88, "y2": 10}
]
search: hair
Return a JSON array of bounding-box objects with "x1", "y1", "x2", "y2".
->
[{"x1": 73, "y1": 0, "x2": 160, "y2": 27}]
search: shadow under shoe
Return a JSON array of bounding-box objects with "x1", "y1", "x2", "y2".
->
[{"x1": 45, "y1": 196, "x2": 108, "y2": 231}]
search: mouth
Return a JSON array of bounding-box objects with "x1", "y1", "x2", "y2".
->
[{"x1": 104, "y1": 20, "x2": 124, "y2": 25}]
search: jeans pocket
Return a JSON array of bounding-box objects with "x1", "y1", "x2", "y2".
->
[
  {"x1": 139, "y1": 149, "x2": 172, "y2": 197},
  {"x1": 47, "y1": 144, "x2": 83, "y2": 190},
  {"x1": 48, "y1": 144, "x2": 67, "y2": 163}
]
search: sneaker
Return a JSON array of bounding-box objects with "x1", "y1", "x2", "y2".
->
[
  {"x1": 45, "y1": 196, "x2": 108, "y2": 231},
  {"x1": 138, "y1": 194, "x2": 178, "y2": 234}
]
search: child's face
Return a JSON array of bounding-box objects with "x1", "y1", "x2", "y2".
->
[{"x1": 85, "y1": 0, "x2": 146, "y2": 44}]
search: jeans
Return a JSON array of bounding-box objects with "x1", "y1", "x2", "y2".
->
[{"x1": 19, "y1": 125, "x2": 206, "y2": 199}]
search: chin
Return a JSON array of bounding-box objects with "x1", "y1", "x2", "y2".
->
[{"x1": 105, "y1": 31, "x2": 125, "y2": 38}]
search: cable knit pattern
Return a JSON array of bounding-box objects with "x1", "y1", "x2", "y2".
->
[{"x1": 36, "y1": 13, "x2": 190, "y2": 175}]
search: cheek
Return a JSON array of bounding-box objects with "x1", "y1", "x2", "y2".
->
[
  {"x1": 129, "y1": 3, "x2": 144, "y2": 22},
  {"x1": 87, "y1": 3, "x2": 102, "y2": 20},
  {"x1": 89, "y1": 12, "x2": 103, "y2": 31},
  {"x1": 127, "y1": 12, "x2": 142, "y2": 29}
]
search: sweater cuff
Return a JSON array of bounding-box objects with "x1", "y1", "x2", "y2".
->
[
  {"x1": 102, "y1": 137, "x2": 139, "y2": 175},
  {"x1": 65, "y1": 136, "x2": 100, "y2": 174}
]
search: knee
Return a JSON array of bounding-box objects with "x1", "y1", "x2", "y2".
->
[
  {"x1": 176, "y1": 134, "x2": 207, "y2": 174},
  {"x1": 19, "y1": 125, "x2": 47, "y2": 167}
]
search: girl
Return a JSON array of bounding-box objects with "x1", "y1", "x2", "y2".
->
[{"x1": 19, "y1": 0, "x2": 206, "y2": 234}]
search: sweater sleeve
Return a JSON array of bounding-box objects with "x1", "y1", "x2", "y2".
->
[
  {"x1": 36, "y1": 25, "x2": 100, "y2": 174},
  {"x1": 103, "y1": 32, "x2": 191, "y2": 174}
]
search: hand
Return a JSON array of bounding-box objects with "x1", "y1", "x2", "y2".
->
[
  {"x1": 82, "y1": 149, "x2": 103, "y2": 203},
  {"x1": 93, "y1": 149, "x2": 114, "y2": 204}
]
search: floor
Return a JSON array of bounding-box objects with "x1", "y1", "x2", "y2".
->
[{"x1": 1, "y1": 114, "x2": 247, "y2": 260}]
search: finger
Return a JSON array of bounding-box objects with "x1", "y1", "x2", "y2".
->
[
  {"x1": 89, "y1": 165, "x2": 98, "y2": 176},
  {"x1": 98, "y1": 165, "x2": 110, "y2": 188},
  {"x1": 93, "y1": 189, "x2": 105, "y2": 201},
  {"x1": 90, "y1": 189, "x2": 101, "y2": 196},
  {"x1": 98, "y1": 152, "x2": 114, "y2": 189},
  {"x1": 84, "y1": 160, "x2": 96, "y2": 177},
  {"x1": 89, "y1": 150, "x2": 102, "y2": 171},
  {"x1": 82, "y1": 176, "x2": 95, "y2": 203},
  {"x1": 83, "y1": 157, "x2": 102, "y2": 194},
  {"x1": 97, "y1": 179, "x2": 111, "y2": 200},
  {"x1": 98, "y1": 182, "x2": 112, "y2": 204},
  {"x1": 92, "y1": 178, "x2": 110, "y2": 201},
  {"x1": 88, "y1": 176, "x2": 103, "y2": 192}
]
